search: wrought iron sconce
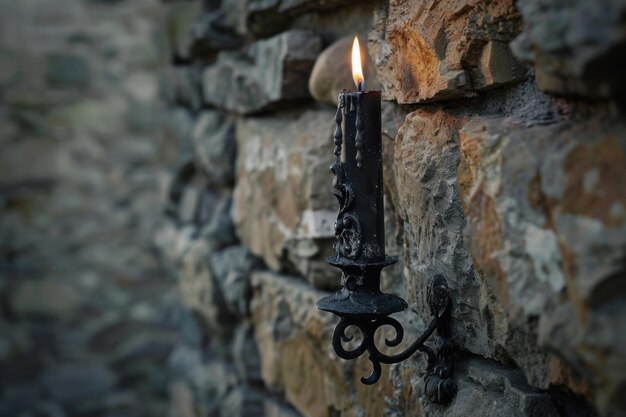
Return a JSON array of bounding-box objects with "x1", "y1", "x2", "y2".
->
[{"x1": 316, "y1": 76, "x2": 456, "y2": 403}]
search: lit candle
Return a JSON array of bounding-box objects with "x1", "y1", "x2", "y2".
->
[
  {"x1": 318, "y1": 35, "x2": 405, "y2": 325},
  {"x1": 331, "y1": 36, "x2": 385, "y2": 263}
]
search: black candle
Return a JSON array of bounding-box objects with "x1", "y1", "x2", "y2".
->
[
  {"x1": 318, "y1": 36, "x2": 406, "y2": 320},
  {"x1": 331, "y1": 37, "x2": 385, "y2": 263}
]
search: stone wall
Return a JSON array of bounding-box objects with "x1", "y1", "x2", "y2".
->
[
  {"x1": 2, "y1": 0, "x2": 625, "y2": 417},
  {"x1": 159, "y1": 0, "x2": 626, "y2": 416}
]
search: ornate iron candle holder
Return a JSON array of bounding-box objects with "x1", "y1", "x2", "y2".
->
[{"x1": 316, "y1": 37, "x2": 456, "y2": 404}]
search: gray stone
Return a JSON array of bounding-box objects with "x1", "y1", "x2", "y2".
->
[
  {"x1": 202, "y1": 30, "x2": 322, "y2": 114},
  {"x1": 10, "y1": 279, "x2": 82, "y2": 319},
  {"x1": 511, "y1": 0, "x2": 626, "y2": 98},
  {"x1": 219, "y1": 386, "x2": 264, "y2": 417},
  {"x1": 191, "y1": 111, "x2": 236, "y2": 186},
  {"x1": 161, "y1": 66, "x2": 203, "y2": 112},
  {"x1": 232, "y1": 323, "x2": 263, "y2": 383},
  {"x1": 458, "y1": 114, "x2": 626, "y2": 413},
  {"x1": 188, "y1": 4, "x2": 243, "y2": 56},
  {"x1": 308, "y1": 35, "x2": 381, "y2": 107},
  {"x1": 245, "y1": 0, "x2": 352, "y2": 37},
  {"x1": 391, "y1": 110, "x2": 490, "y2": 357},
  {"x1": 41, "y1": 365, "x2": 115, "y2": 404},
  {"x1": 369, "y1": 0, "x2": 526, "y2": 103},
  {"x1": 46, "y1": 54, "x2": 89, "y2": 87},
  {"x1": 178, "y1": 237, "x2": 235, "y2": 333},
  {"x1": 421, "y1": 357, "x2": 562, "y2": 417},
  {"x1": 178, "y1": 185, "x2": 201, "y2": 224},
  {"x1": 164, "y1": 1, "x2": 202, "y2": 61},
  {"x1": 232, "y1": 109, "x2": 336, "y2": 280},
  {"x1": 210, "y1": 245, "x2": 260, "y2": 317},
  {"x1": 199, "y1": 195, "x2": 237, "y2": 250}
]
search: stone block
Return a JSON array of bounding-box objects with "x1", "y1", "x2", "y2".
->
[
  {"x1": 233, "y1": 323, "x2": 263, "y2": 384},
  {"x1": 10, "y1": 279, "x2": 82, "y2": 319},
  {"x1": 232, "y1": 109, "x2": 338, "y2": 288},
  {"x1": 164, "y1": 1, "x2": 202, "y2": 61},
  {"x1": 308, "y1": 35, "x2": 381, "y2": 107},
  {"x1": 161, "y1": 66, "x2": 203, "y2": 112},
  {"x1": 46, "y1": 54, "x2": 89, "y2": 87},
  {"x1": 41, "y1": 365, "x2": 115, "y2": 404},
  {"x1": 392, "y1": 110, "x2": 490, "y2": 357},
  {"x1": 190, "y1": 111, "x2": 236, "y2": 186},
  {"x1": 421, "y1": 356, "x2": 564, "y2": 417},
  {"x1": 178, "y1": 237, "x2": 235, "y2": 333},
  {"x1": 202, "y1": 30, "x2": 322, "y2": 114},
  {"x1": 370, "y1": 0, "x2": 526, "y2": 103},
  {"x1": 246, "y1": 0, "x2": 352, "y2": 37},
  {"x1": 511, "y1": 0, "x2": 626, "y2": 98},
  {"x1": 458, "y1": 115, "x2": 626, "y2": 414},
  {"x1": 210, "y1": 245, "x2": 261, "y2": 318}
]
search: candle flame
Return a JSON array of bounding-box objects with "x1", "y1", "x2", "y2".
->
[{"x1": 352, "y1": 36, "x2": 364, "y2": 91}]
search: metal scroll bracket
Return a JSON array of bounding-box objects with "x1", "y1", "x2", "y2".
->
[{"x1": 318, "y1": 273, "x2": 456, "y2": 404}]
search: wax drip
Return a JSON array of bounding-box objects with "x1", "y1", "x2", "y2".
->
[
  {"x1": 355, "y1": 94, "x2": 363, "y2": 168},
  {"x1": 334, "y1": 93, "x2": 344, "y2": 160}
]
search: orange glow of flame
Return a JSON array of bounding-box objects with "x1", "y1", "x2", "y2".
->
[{"x1": 351, "y1": 36, "x2": 364, "y2": 90}]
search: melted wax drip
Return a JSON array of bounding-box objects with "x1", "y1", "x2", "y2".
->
[{"x1": 354, "y1": 94, "x2": 364, "y2": 168}]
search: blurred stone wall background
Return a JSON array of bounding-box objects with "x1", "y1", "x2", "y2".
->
[
  {"x1": 0, "y1": 0, "x2": 180, "y2": 416},
  {"x1": 1, "y1": 0, "x2": 625, "y2": 417}
]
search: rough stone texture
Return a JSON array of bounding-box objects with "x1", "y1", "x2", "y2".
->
[
  {"x1": 391, "y1": 110, "x2": 489, "y2": 357},
  {"x1": 370, "y1": 0, "x2": 527, "y2": 103},
  {"x1": 458, "y1": 115, "x2": 626, "y2": 416},
  {"x1": 308, "y1": 35, "x2": 381, "y2": 107},
  {"x1": 161, "y1": 66, "x2": 203, "y2": 112},
  {"x1": 251, "y1": 271, "x2": 392, "y2": 417},
  {"x1": 245, "y1": 0, "x2": 353, "y2": 37},
  {"x1": 210, "y1": 245, "x2": 261, "y2": 318},
  {"x1": 164, "y1": 0, "x2": 243, "y2": 62},
  {"x1": 202, "y1": 30, "x2": 322, "y2": 114},
  {"x1": 511, "y1": 0, "x2": 626, "y2": 98},
  {"x1": 5, "y1": 0, "x2": 619, "y2": 415},
  {"x1": 233, "y1": 110, "x2": 338, "y2": 289},
  {"x1": 190, "y1": 111, "x2": 236, "y2": 186}
]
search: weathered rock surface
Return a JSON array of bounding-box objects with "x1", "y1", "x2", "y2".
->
[
  {"x1": 245, "y1": 0, "x2": 353, "y2": 37},
  {"x1": 190, "y1": 111, "x2": 236, "y2": 186},
  {"x1": 210, "y1": 245, "x2": 260, "y2": 318},
  {"x1": 419, "y1": 356, "x2": 595, "y2": 417},
  {"x1": 250, "y1": 271, "x2": 394, "y2": 417},
  {"x1": 232, "y1": 109, "x2": 337, "y2": 289},
  {"x1": 251, "y1": 271, "x2": 587, "y2": 417},
  {"x1": 458, "y1": 115, "x2": 626, "y2": 416},
  {"x1": 370, "y1": 0, "x2": 527, "y2": 103},
  {"x1": 161, "y1": 66, "x2": 203, "y2": 112},
  {"x1": 164, "y1": 0, "x2": 242, "y2": 62},
  {"x1": 308, "y1": 35, "x2": 381, "y2": 107},
  {"x1": 202, "y1": 30, "x2": 322, "y2": 114},
  {"x1": 391, "y1": 110, "x2": 490, "y2": 357},
  {"x1": 511, "y1": 0, "x2": 626, "y2": 98}
]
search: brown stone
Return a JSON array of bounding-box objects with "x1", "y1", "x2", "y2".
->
[
  {"x1": 202, "y1": 30, "x2": 322, "y2": 114},
  {"x1": 458, "y1": 114, "x2": 626, "y2": 414},
  {"x1": 250, "y1": 271, "x2": 397, "y2": 417},
  {"x1": 232, "y1": 109, "x2": 338, "y2": 288},
  {"x1": 370, "y1": 0, "x2": 525, "y2": 103},
  {"x1": 308, "y1": 36, "x2": 381, "y2": 107}
]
